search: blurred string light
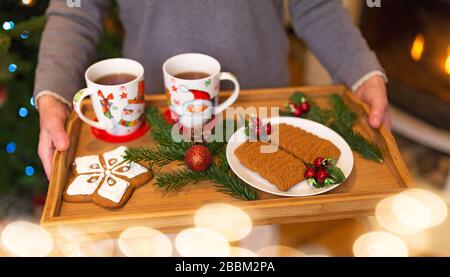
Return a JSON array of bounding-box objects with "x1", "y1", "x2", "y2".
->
[
  {"x1": 257, "y1": 245, "x2": 305, "y2": 257},
  {"x1": 30, "y1": 97, "x2": 35, "y2": 107},
  {"x1": 1, "y1": 221, "x2": 53, "y2": 257},
  {"x1": 8, "y1": 63, "x2": 18, "y2": 73},
  {"x1": 118, "y1": 226, "x2": 172, "y2": 257},
  {"x1": 353, "y1": 231, "x2": 408, "y2": 257},
  {"x1": 376, "y1": 189, "x2": 447, "y2": 234},
  {"x1": 20, "y1": 31, "x2": 30, "y2": 40},
  {"x1": 228, "y1": 247, "x2": 258, "y2": 257},
  {"x1": 55, "y1": 226, "x2": 114, "y2": 257},
  {"x1": 25, "y1": 166, "x2": 35, "y2": 176},
  {"x1": 194, "y1": 203, "x2": 252, "y2": 242},
  {"x1": 6, "y1": 142, "x2": 16, "y2": 154},
  {"x1": 20, "y1": 0, "x2": 36, "y2": 6},
  {"x1": 175, "y1": 228, "x2": 230, "y2": 257},
  {"x1": 18, "y1": 107, "x2": 28, "y2": 117},
  {"x1": 410, "y1": 34, "x2": 425, "y2": 61},
  {"x1": 444, "y1": 45, "x2": 450, "y2": 76},
  {"x1": 2, "y1": 21, "x2": 14, "y2": 31}
]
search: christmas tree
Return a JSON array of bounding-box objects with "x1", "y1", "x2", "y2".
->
[{"x1": 0, "y1": 0, "x2": 123, "y2": 217}]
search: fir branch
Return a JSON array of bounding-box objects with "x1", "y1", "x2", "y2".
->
[
  {"x1": 330, "y1": 122, "x2": 383, "y2": 163},
  {"x1": 155, "y1": 162, "x2": 259, "y2": 201},
  {"x1": 329, "y1": 94, "x2": 357, "y2": 128},
  {"x1": 146, "y1": 107, "x2": 192, "y2": 150},
  {"x1": 303, "y1": 103, "x2": 330, "y2": 125},
  {"x1": 156, "y1": 168, "x2": 206, "y2": 191},
  {"x1": 207, "y1": 165, "x2": 258, "y2": 201},
  {"x1": 123, "y1": 145, "x2": 185, "y2": 168}
]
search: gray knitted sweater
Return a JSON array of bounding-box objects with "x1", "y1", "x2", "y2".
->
[{"x1": 34, "y1": 0, "x2": 384, "y2": 105}]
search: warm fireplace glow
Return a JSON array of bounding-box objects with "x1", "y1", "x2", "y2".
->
[
  {"x1": 411, "y1": 34, "x2": 425, "y2": 61},
  {"x1": 445, "y1": 45, "x2": 450, "y2": 75}
]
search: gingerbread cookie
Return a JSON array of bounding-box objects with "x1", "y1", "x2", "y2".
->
[{"x1": 64, "y1": 146, "x2": 152, "y2": 209}]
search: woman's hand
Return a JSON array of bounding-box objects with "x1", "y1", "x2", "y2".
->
[
  {"x1": 37, "y1": 95, "x2": 70, "y2": 179},
  {"x1": 355, "y1": 75, "x2": 391, "y2": 129}
]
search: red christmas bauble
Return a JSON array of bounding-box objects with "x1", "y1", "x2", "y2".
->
[{"x1": 184, "y1": 145, "x2": 212, "y2": 171}]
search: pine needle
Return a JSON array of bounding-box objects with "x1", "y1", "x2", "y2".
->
[
  {"x1": 329, "y1": 94, "x2": 357, "y2": 128},
  {"x1": 156, "y1": 168, "x2": 206, "y2": 191},
  {"x1": 123, "y1": 145, "x2": 185, "y2": 168},
  {"x1": 330, "y1": 122, "x2": 384, "y2": 163},
  {"x1": 146, "y1": 107, "x2": 192, "y2": 150},
  {"x1": 155, "y1": 164, "x2": 259, "y2": 201}
]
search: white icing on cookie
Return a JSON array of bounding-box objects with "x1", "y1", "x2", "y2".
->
[
  {"x1": 74, "y1": 155, "x2": 103, "y2": 174},
  {"x1": 67, "y1": 174, "x2": 104, "y2": 196},
  {"x1": 97, "y1": 175, "x2": 129, "y2": 203},
  {"x1": 103, "y1": 146, "x2": 127, "y2": 169},
  {"x1": 113, "y1": 162, "x2": 148, "y2": 179}
]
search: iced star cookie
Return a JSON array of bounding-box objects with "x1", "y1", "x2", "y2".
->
[{"x1": 64, "y1": 146, "x2": 152, "y2": 209}]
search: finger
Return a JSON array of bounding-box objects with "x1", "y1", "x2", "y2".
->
[
  {"x1": 38, "y1": 130, "x2": 54, "y2": 179},
  {"x1": 47, "y1": 118, "x2": 70, "y2": 151},
  {"x1": 368, "y1": 98, "x2": 387, "y2": 129}
]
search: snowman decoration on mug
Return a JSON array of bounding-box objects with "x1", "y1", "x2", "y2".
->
[{"x1": 100, "y1": 85, "x2": 145, "y2": 135}]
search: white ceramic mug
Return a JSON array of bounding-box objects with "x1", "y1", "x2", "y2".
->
[
  {"x1": 163, "y1": 53, "x2": 240, "y2": 128},
  {"x1": 73, "y1": 58, "x2": 145, "y2": 136}
]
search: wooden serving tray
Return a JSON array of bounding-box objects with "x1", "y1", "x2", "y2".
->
[{"x1": 41, "y1": 85, "x2": 413, "y2": 234}]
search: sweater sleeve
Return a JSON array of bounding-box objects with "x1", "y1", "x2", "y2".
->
[
  {"x1": 288, "y1": 0, "x2": 385, "y2": 89},
  {"x1": 33, "y1": 0, "x2": 110, "y2": 108}
]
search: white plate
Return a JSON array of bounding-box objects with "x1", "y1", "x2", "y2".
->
[{"x1": 226, "y1": 117, "x2": 354, "y2": 197}]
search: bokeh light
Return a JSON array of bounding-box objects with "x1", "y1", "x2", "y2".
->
[
  {"x1": 21, "y1": 0, "x2": 34, "y2": 6},
  {"x1": 228, "y1": 247, "x2": 258, "y2": 257},
  {"x1": 8, "y1": 63, "x2": 17, "y2": 73},
  {"x1": 55, "y1": 226, "x2": 114, "y2": 257},
  {"x1": 194, "y1": 203, "x2": 252, "y2": 242},
  {"x1": 118, "y1": 226, "x2": 172, "y2": 257},
  {"x1": 401, "y1": 189, "x2": 448, "y2": 228},
  {"x1": 2, "y1": 21, "x2": 14, "y2": 31},
  {"x1": 30, "y1": 97, "x2": 34, "y2": 106},
  {"x1": 257, "y1": 245, "x2": 305, "y2": 257},
  {"x1": 18, "y1": 107, "x2": 28, "y2": 117},
  {"x1": 175, "y1": 228, "x2": 230, "y2": 257},
  {"x1": 392, "y1": 194, "x2": 431, "y2": 230},
  {"x1": 6, "y1": 142, "x2": 16, "y2": 154},
  {"x1": 1, "y1": 221, "x2": 53, "y2": 257},
  {"x1": 353, "y1": 231, "x2": 408, "y2": 257},
  {"x1": 20, "y1": 31, "x2": 30, "y2": 39},
  {"x1": 376, "y1": 189, "x2": 448, "y2": 235},
  {"x1": 25, "y1": 166, "x2": 35, "y2": 176}
]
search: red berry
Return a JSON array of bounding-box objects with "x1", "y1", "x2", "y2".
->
[
  {"x1": 293, "y1": 106, "x2": 303, "y2": 116},
  {"x1": 314, "y1": 157, "x2": 325, "y2": 168},
  {"x1": 265, "y1": 123, "x2": 272, "y2": 136},
  {"x1": 304, "y1": 167, "x2": 316, "y2": 178},
  {"x1": 316, "y1": 168, "x2": 328, "y2": 183},
  {"x1": 300, "y1": 101, "x2": 310, "y2": 113}
]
